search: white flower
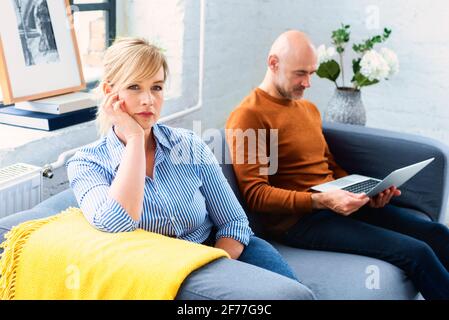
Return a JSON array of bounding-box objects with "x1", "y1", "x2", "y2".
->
[
  {"x1": 360, "y1": 50, "x2": 390, "y2": 81},
  {"x1": 380, "y1": 47, "x2": 399, "y2": 78},
  {"x1": 317, "y1": 44, "x2": 337, "y2": 64}
]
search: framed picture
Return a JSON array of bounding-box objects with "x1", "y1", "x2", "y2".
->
[{"x1": 0, "y1": 0, "x2": 85, "y2": 104}]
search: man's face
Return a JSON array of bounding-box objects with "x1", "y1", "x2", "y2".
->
[{"x1": 273, "y1": 48, "x2": 318, "y2": 100}]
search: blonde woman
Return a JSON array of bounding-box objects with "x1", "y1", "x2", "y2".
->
[{"x1": 66, "y1": 38, "x2": 314, "y2": 300}]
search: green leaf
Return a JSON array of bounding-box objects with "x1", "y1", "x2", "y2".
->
[
  {"x1": 317, "y1": 60, "x2": 341, "y2": 82},
  {"x1": 353, "y1": 72, "x2": 379, "y2": 88},
  {"x1": 331, "y1": 23, "x2": 351, "y2": 47},
  {"x1": 352, "y1": 44, "x2": 363, "y2": 53},
  {"x1": 383, "y1": 28, "x2": 392, "y2": 41},
  {"x1": 352, "y1": 26, "x2": 393, "y2": 55},
  {"x1": 352, "y1": 58, "x2": 361, "y2": 75}
]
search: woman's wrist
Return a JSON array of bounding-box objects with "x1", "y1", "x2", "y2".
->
[
  {"x1": 125, "y1": 134, "x2": 145, "y2": 145},
  {"x1": 215, "y1": 237, "x2": 244, "y2": 259}
]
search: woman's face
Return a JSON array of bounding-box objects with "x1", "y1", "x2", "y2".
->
[{"x1": 117, "y1": 66, "x2": 165, "y2": 130}]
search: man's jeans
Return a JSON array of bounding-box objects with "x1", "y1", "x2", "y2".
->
[{"x1": 281, "y1": 204, "x2": 449, "y2": 300}]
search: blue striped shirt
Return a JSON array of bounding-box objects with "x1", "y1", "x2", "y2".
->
[{"x1": 66, "y1": 123, "x2": 253, "y2": 245}]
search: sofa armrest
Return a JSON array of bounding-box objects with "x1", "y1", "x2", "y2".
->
[
  {"x1": 323, "y1": 121, "x2": 449, "y2": 223},
  {"x1": 34, "y1": 189, "x2": 78, "y2": 213}
]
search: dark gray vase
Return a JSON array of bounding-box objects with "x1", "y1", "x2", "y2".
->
[{"x1": 324, "y1": 88, "x2": 366, "y2": 126}]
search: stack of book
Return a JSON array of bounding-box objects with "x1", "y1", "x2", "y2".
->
[{"x1": 0, "y1": 92, "x2": 98, "y2": 131}]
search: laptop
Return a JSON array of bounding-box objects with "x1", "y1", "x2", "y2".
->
[{"x1": 311, "y1": 158, "x2": 435, "y2": 197}]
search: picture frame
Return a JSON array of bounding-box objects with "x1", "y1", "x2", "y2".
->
[{"x1": 0, "y1": 0, "x2": 85, "y2": 105}]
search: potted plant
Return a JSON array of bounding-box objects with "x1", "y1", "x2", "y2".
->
[{"x1": 317, "y1": 24, "x2": 399, "y2": 125}]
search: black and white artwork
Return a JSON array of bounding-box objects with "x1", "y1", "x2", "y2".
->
[
  {"x1": 13, "y1": 0, "x2": 60, "y2": 66},
  {"x1": 0, "y1": 0, "x2": 85, "y2": 104}
]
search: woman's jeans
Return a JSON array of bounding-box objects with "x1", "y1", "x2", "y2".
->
[
  {"x1": 203, "y1": 234, "x2": 299, "y2": 282},
  {"x1": 280, "y1": 204, "x2": 449, "y2": 300}
]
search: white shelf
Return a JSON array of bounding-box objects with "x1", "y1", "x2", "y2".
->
[
  {"x1": 0, "y1": 124, "x2": 50, "y2": 149},
  {"x1": 0, "y1": 120, "x2": 99, "y2": 168}
]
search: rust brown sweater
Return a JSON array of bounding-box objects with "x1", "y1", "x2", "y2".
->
[{"x1": 226, "y1": 88, "x2": 347, "y2": 238}]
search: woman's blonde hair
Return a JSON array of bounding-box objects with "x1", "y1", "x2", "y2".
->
[{"x1": 95, "y1": 37, "x2": 169, "y2": 136}]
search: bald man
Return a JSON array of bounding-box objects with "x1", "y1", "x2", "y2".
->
[{"x1": 226, "y1": 30, "x2": 449, "y2": 300}]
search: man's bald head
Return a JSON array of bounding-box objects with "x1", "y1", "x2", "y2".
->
[
  {"x1": 269, "y1": 30, "x2": 316, "y2": 63},
  {"x1": 264, "y1": 30, "x2": 318, "y2": 100}
]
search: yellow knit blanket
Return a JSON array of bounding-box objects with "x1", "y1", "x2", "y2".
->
[{"x1": 0, "y1": 208, "x2": 228, "y2": 300}]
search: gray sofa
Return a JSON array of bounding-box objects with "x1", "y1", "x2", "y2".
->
[{"x1": 1, "y1": 122, "x2": 448, "y2": 299}]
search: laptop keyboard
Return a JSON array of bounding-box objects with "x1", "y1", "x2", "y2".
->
[{"x1": 342, "y1": 179, "x2": 380, "y2": 194}]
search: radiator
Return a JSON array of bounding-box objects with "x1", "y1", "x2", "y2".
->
[{"x1": 0, "y1": 163, "x2": 42, "y2": 218}]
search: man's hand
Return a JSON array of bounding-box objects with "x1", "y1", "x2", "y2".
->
[
  {"x1": 311, "y1": 189, "x2": 370, "y2": 216},
  {"x1": 369, "y1": 186, "x2": 401, "y2": 208},
  {"x1": 215, "y1": 237, "x2": 245, "y2": 260}
]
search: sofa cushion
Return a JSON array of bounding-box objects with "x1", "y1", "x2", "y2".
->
[{"x1": 271, "y1": 242, "x2": 420, "y2": 300}]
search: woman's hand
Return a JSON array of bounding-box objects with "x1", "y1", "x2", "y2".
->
[
  {"x1": 215, "y1": 237, "x2": 245, "y2": 260},
  {"x1": 102, "y1": 92, "x2": 144, "y2": 141},
  {"x1": 103, "y1": 92, "x2": 146, "y2": 221}
]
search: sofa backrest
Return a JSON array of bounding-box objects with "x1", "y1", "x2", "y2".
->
[
  {"x1": 323, "y1": 122, "x2": 449, "y2": 223},
  {"x1": 203, "y1": 129, "x2": 266, "y2": 236}
]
